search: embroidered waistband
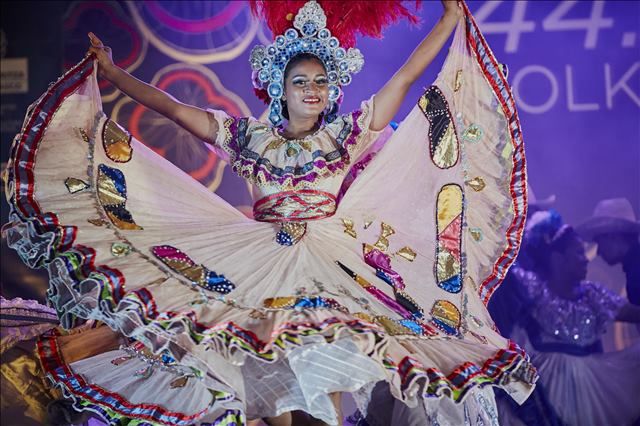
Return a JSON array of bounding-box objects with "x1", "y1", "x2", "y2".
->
[{"x1": 253, "y1": 189, "x2": 336, "y2": 223}]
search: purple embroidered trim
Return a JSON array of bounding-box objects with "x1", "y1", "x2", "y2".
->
[{"x1": 225, "y1": 111, "x2": 364, "y2": 187}]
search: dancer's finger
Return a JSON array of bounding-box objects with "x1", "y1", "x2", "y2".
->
[{"x1": 88, "y1": 32, "x2": 103, "y2": 47}]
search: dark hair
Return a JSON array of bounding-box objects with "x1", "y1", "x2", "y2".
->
[
  {"x1": 281, "y1": 53, "x2": 326, "y2": 121},
  {"x1": 526, "y1": 225, "x2": 581, "y2": 279}
]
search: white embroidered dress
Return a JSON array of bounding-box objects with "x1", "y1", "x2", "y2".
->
[{"x1": 5, "y1": 10, "x2": 534, "y2": 426}]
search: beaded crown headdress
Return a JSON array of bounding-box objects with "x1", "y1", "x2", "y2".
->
[
  {"x1": 250, "y1": 1, "x2": 364, "y2": 126},
  {"x1": 249, "y1": 0, "x2": 420, "y2": 126}
]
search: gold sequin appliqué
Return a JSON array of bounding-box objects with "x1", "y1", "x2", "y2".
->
[
  {"x1": 419, "y1": 86, "x2": 460, "y2": 169},
  {"x1": 465, "y1": 176, "x2": 486, "y2": 192},
  {"x1": 65, "y1": 177, "x2": 89, "y2": 194},
  {"x1": 341, "y1": 218, "x2": 357, "y2": 238},
  {"x1": 454, "y1": 70, "x2": 464, "y2": 92},
  {"x1": 97, "y1": 164, "x2": 143, "y2": 230},
  {"x1": 395, "y1": 246, "x2": 417, "y2": 262},
  {"x1": 435, "y1": 184, "x2": 463, "y2": 293},
  {"x1": 469, "y1": 227, "x2": 483, "y2": 242},
  {"x1": 430, "y1": 300, "x2": 461, "y2": 335},
  {"x1": 102, "y1": 119, "x2": 133, "y2": 163},
  {"x1": 373, "y1": 222, "x2": 395, "y2": 252}
]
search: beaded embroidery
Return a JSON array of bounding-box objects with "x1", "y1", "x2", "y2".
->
[
  {"x1": 96, "y1": 164, "x2": 143, "y2": 230},
  {"x1": 276, "y1": 222, "x2": 307, "y2": 246},
  {"x1": 430, "y1": 299, "x2": 461, "y2": 335},
  {"x1": 265, "y1": 135, "x2": 313, "y2": 158},
  {"x1": 223, "y1": 112, "x2": 362, "y2": 190},
  {"x1": 102, "y1": 119, "x2": 133, "y2": 163},
  {"x1": 253, "y1": 189, "x2": 336, "y2": 222},
  {"x1": 435, "y1": 184, "x2": 463, "y2": 293},
  {"x1": 419, "y1": 86, "x2": 460, "y2": 169},
  {"x1": 263, "y1": 296, "x2": 347, "y2": 312},
  {"x1": 151, "y1": 245, "x2": 235, "y2": 294}
]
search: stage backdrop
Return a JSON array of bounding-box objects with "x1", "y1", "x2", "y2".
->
[{"x1": 1, "y1": 1, "x2": 639, "y2": 346}]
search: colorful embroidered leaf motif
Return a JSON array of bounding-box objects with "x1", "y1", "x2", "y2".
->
[
  {"x1": 64, "y1": 177, "x2": 89, "y2": 194},
  {"x1": 435, "y1": 184, "x2": 463, "y2": 293},
  {"x1": 430, "y1": 299, "x2": 461, "y2": 335},
  {"x1": 375, "y1": 316, "x2": 436, "y2": 337},
  {"x1": 97, "y1": 164, "x2": 143, "y2": 230},
  {"x1": 419, "y1": 86, "x2": 460, "y2": 169},
  {"x1": 376, "y1": 316, "x2": 415, "y2": 335},
  {"x1": 263, "y1": 296, "x2": 345, "y2": 311},
  {"x1": 151, "y1": 245, "x2": 235, "y2": 294},
  {"x1": 102, "y1": 119, "x2": 133, "y2": 163}
]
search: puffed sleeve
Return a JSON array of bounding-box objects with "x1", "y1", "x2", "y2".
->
[
  {"x1": 329, "y1": 96, "x2": 384, "y2": 163},
  {"x1": 588, "y1": 282, "x2": 625, "y2": 325},
  {"x1": 205, "y1": 108, "x2": 235, "y2": 162},
  {"x1": 206, "y1": 109, "x2": 265, "y2": 164}
]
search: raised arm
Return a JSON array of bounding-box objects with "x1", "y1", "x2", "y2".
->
[
  {"x1": 87, "y1": 33, "x2": 219, "y2": 145},
  {"x1": 370, "y1": 1, "x2": 462, "y2": 131}
]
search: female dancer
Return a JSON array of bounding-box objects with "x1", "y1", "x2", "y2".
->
[
  {"x1": 4, "y1": 1, "x2": 535, "y2": 424},
  {"x1": 500, "y1": 212, "x2": 640, "y2": 426}
]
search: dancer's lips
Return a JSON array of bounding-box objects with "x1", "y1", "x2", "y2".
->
[{"x1": 303, "y1": 97, "x2": 321, "y2": 104}]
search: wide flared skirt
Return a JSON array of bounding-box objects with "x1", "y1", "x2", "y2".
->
[{"x1": 4, "y1": 5, "x2": 534, "y2": 425}]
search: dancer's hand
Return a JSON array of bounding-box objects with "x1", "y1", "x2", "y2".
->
[
  {"x1": 87, "y1": 32, "x2": 115, "y2": 79},
  {"x1": 441, "y1": 0, "x2": 462, "y2": 18}
]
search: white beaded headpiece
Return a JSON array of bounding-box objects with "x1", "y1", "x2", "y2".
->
[{"x1": 250, "y1": 0, "x2": 365, "y2": 126}]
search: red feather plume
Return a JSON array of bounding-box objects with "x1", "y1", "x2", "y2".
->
[{"x1": 249, "y1": 1, "x2": 421, "y2": 48}]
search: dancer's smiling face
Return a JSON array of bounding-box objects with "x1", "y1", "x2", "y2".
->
[{"x1": 283, "y1": 55, "x2": 329, "y2": 122}]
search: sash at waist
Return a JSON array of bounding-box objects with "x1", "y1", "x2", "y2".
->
[{"x1": 253, "y1": 190, "x2": 337, "y2": 223}]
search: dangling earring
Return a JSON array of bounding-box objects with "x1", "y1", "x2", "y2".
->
[
  {"x1": 325, "y1": 101, "x2": 339, "y2": 123},
  {"x1": 268, "y1": 99, "x2": 284, "y2": 126}
]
